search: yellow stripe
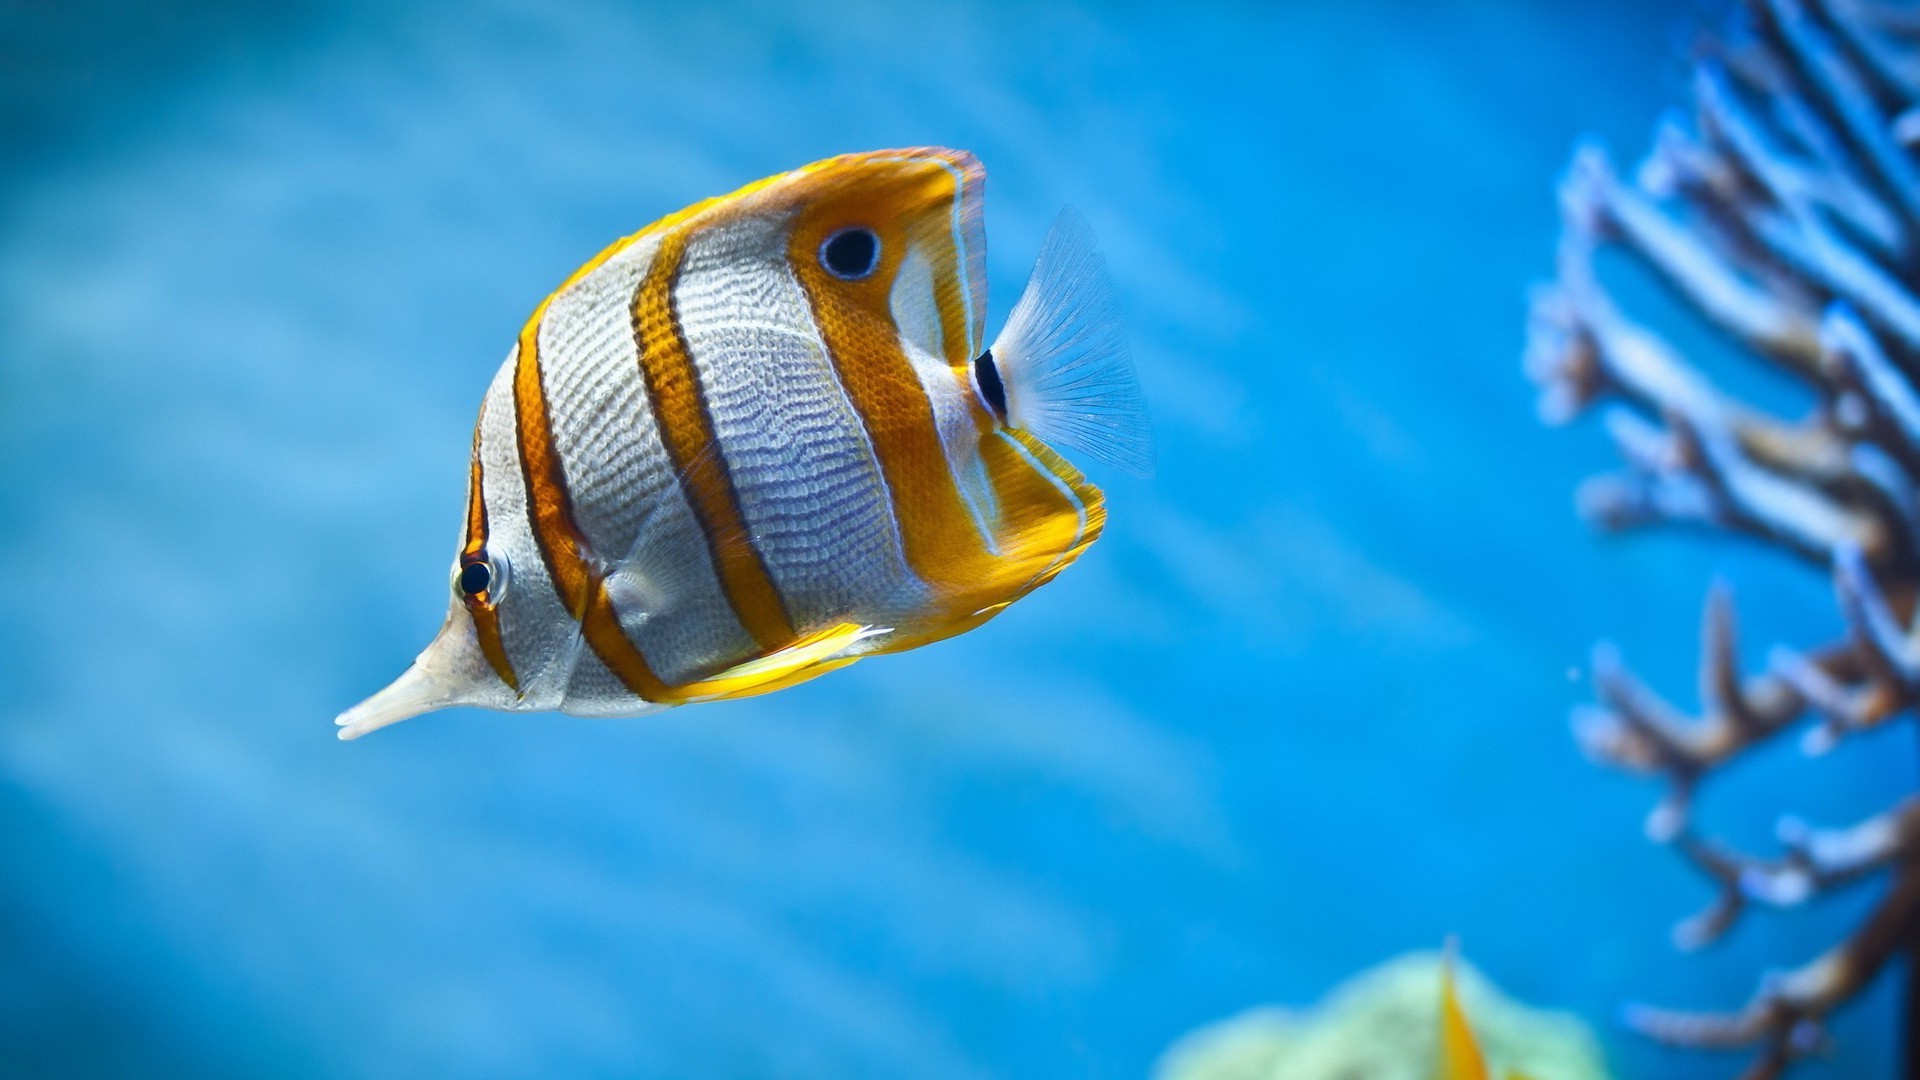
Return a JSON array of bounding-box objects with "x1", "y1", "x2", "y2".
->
[
  {"x1": 919, "y1": 153, "x2": 985, "y2": 371},
  {"x1": 632, "y1": 221, "x2": 796, "y2": 653},
  {"x1": 991, "y1": 428, "x2": 1101, "y2": 592},
  {"x1": 875, "y1": 430, "x2": 1102, "y2": 655},
  {"x1": 671, "y1": 621, "x2": 874, "y2": 703}
]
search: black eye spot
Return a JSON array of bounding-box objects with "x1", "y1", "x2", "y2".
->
[
  {"x1": 973, "y1": 349, "x2": 1007, "y2": 421},
  {"x1": 820, "y1": 227, "x2": 880, "y2": 280},
  {"x1": 458, "y1": 560, "x2": 493, "y2": 597}
]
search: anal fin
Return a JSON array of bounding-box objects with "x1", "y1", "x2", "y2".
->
[{"x1": 670, "y1": 622, "x2": 886, "y2": 703}]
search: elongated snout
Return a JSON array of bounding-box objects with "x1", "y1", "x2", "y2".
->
[
  {"x1": 335, "y1": 660, "x2": 463, "y2": 740},
  {"x1": 335, "y1": 605, "x2": 510, "y2": 740}
]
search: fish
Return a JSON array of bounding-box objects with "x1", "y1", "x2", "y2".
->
[
  {"x1": 336, "y1": 148, "x2": 1151, "y2": 739},
  {"x1": 1438, "y1": 945, "x2": 1535, "y2": 1080},
  {"x1": 1438, "y1": 949, "x2": 1491, "y2": 1080}
]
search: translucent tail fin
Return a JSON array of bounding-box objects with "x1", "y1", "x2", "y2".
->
[{"x1": 988, "y1": 208, "x2": 1154, "y2": 477}]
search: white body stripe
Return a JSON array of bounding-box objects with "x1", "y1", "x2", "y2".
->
[
  {"x1": 876, "y1": 152, "x2": 985, "y2": 357},
  {"x1": 675, "y1": 214, "x2": 927, "y2": 628},
  {"x1": 533, "y1": 236, "x2": 757, "y2": 692},
  {"x1": 932, "y1": 156, "x2": 984, "y2": 359},
  {"x1": 891, "y1": 245, "x2": 1000, "y2": 555}
]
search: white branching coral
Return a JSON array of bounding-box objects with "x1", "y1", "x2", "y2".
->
[{"x1": 1528, "y1": 1, "x2": 1920, "y2": 1076}]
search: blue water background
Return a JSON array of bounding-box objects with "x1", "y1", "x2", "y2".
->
[{"x1": 1, "y1": 1, "x2": 1911, "y2": 1077}]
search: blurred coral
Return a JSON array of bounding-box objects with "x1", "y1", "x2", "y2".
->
[
  {"x1": 1527, "y1": 0, "x2": 1920, "y2": 1075},
  {"x1": 1153, "y1": 952, "x2": 1607, "y2": 1080}
]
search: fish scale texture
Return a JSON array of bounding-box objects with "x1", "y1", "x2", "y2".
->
[
  {"x1": 475, "y1": 357, "x2": 585, "y2": 702},
  {"x1": 542, "y1": 241, "x2": 676, "y2": 561},
  {"x1": 534, "y1": 240, "x2": 755, "y2": 688},
  {"x1": 677, "y1": 214, "x2": 924, "y2": 629}
]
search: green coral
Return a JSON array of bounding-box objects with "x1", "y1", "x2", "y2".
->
[{"x1": 1156, "y1": 952, "x2": 1610, "y2": 1080}]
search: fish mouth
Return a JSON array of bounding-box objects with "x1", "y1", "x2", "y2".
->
[{"x1": 334, "y1": 660, "x2": 462, "y2": 741}]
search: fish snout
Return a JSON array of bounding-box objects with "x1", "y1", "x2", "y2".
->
[
  {"x1": 335, "y1": 606, "x2": 504, "y2": 740},
  {"x1": 334, "y1": 661, "x2": 459, "y2": 741}
]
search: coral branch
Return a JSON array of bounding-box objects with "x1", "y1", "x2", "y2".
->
[
  {"x1": 1627, "y1": 866, "x2": 1920, "y2": 1080},
  {"x1": 1673, "y1": 798, "x2": 1920, "y2": 952},
  {"x1": 1575, "y1": 584, "x2": 1859, "y2": 840},
  {"x1": 1529, "y1": 217, "x2": 1887, "y2": 563},
  {"x1": 1531, "y1": 0, "x2": 1920, "y2": 1075}
]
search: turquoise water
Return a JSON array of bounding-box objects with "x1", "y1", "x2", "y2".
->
[{"x1": 1, "y1": 1, "x2": 1909, "y2": 1077}]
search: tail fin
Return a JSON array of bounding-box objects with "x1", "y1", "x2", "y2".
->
[{"x1": 987, "y1": 207, "x2": 1154, "y2": 477}]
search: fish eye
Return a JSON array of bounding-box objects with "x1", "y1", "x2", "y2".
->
[
  {"x1": 454, "y1": 554, "x2": 507, "y2": 601},
  {"x1": 458, "y1": 561, "x2": 492, "y2": 596},
  {"x1": 819, "y1": 227, "x2": 880, "y2": 280}
]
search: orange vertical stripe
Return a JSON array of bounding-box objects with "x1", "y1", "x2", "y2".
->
[
  {"x1": 459, "y1": 428, "x2": 520, "y2": 692},
  {"x1": 779, "y1": 152, "x2": 1105, "y2": 643},
  {"x1": 786, "y1": 173, "x2": 999, "y2": 601},
  {"x1": 631, "y1": 224, "x2": 796, "y2": 652},
  {"x1": 512, "y1": 320, "x2": 675, "y2": 702}
]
